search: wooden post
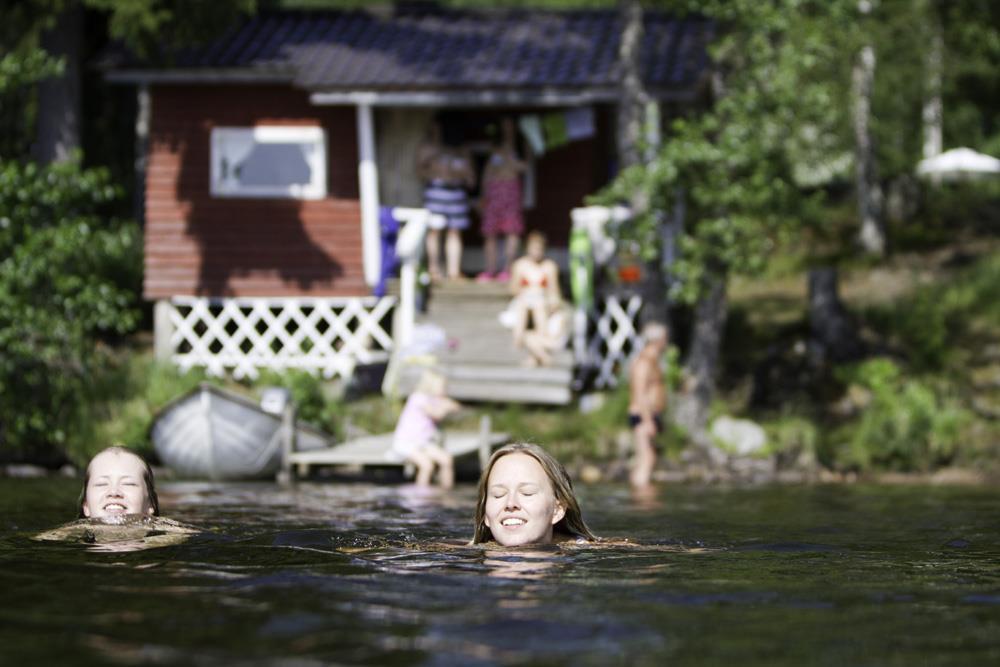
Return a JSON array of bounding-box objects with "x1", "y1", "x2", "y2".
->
[
  {"x1": 477, "y1": 414, "x2": 493, "y2": 472},
  {"x1": 277, "y1": 403, "x2": 297, "y2": 485},
  {"x1": 153, "y1": 300, "x2": 175, "y2": 362},
  {"x1": 357, "y1": 101, "x2": 382, "y2": 286}
]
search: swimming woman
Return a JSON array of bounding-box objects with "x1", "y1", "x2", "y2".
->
[
  {"x1": 78, "y1": 445, "x2": 159, "y2": 519},
  {"x1": 35, "y1": 446, "x2": 197, "y2": 548},
  {"x1": 472, "y1": 442, "x2": 595, "y2": 547}
]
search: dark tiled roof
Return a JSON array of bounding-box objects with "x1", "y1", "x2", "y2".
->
[{"x1": 109, "y1": 7, "x2": 712, "y2": 97}]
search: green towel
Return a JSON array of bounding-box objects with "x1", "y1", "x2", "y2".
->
[
  {"x1": 542, "y1": 112, "x2": 569, "y2": 150},
  {"x1": 569, "y1": 227, "x2": 594, "y2": 310}
]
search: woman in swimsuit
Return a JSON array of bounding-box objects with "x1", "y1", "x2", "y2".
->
[{"x1": 508, "y1": 231, "x2": 560, "y2": 363}]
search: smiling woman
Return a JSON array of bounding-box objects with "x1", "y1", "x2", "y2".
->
[
  {"x1": 78, "y1": 446, "x2": 159, "y2": 520},
  {"x1": 472, "y1": 443, "x2": 596, "y2": 547},
  {"x1": 34, "y1": 447, "x2": 199, "y2": 550}
]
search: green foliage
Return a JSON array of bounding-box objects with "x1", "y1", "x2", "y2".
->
[
  {"x1": 85, "y1": 0, "x2": 257, "y2": 58},
  {"x1": 491, "y1": 384, "x2": 634, "y2": 462},
  {"x1": 0, "y1": 156, "x2": 141, "y2": 458},
  {"x1": 594, "y1": 0, "x2": 849, "y2": 304},
  {"x1": 0, "y1": 49, "x2": 63, "y2": 92},
  {"x1": 252, "y1": 369, "x2": 342, "y2": 436},
  {"x1": 80, "y1": 356, "x2": 209, "y2": 464},
  {"x1": 762, "y1": 415, "x2": 819, "y2": 460},
  {"x1": 865, "y1": 250, "x2": 1000, "y2": 370},
  {"x1": 832, "y1": 358, "x2": 968, "y2": 471}
]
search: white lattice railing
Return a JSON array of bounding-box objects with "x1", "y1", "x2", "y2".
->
[
  {"x1": 165, "y1": 296, "x2": 396, "y2": 380},
  {"x1": 573, "y1": 294, "x2": 644, "y2": 389}
]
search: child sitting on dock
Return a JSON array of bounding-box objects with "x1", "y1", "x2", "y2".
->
[
  {"x1": 472, "y1": 443, "x2": 595, "y2": 547},
  {"x1": 391, "y1": 371, "x2": 462, "y2": 489}
]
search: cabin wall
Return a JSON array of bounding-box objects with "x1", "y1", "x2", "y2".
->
[
  {"x1": 145, "y1": 85, "x2": 365, "y2": 298},
  {"x1": 525, "y1": 105, "x2": 614, "y2": 246}
]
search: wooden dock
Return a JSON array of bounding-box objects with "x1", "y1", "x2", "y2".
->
[
  {"x1": 280, "y1": 415, "x2": 508, "y2": 481},
  {"x1": 387, "y1": 280, "x2": 575, "y2": 405}
]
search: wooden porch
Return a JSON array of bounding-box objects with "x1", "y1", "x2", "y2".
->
[{"x1": 388, "y1": 279, "x2": 575, "y2": 405}]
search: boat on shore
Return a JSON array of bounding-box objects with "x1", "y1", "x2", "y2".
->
[{"x1": 151, "y1": 383, "x2": 332, "y2": 480}]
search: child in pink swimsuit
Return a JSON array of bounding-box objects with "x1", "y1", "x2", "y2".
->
[
  {"x1": 391, "y1": 371, "x2": 461, "y2": 488},
  {"x1": 478, "y1": 117, "x2": 526, "y2": 282}
]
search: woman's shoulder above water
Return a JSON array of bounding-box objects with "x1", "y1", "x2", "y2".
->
[{"x1": 33, "y1": 515, "x2": 200, "y2": 544}]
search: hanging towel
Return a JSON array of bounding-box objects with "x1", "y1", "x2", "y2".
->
[
  {"x1": 542, "y1": 112, "x2": 569, "y2": 150},
  {"x1": 375, "y1": 206, "x2": 401, "y2": 297},
  {"x1": 518, "y1": 114, "x2": 545, "y2": 155},
  {"x1": 569, "y1": 225, "x2": 594, "y2": 310},
  {"x1": 565, "y1": 107, "x2": 596, "y2": 141}
]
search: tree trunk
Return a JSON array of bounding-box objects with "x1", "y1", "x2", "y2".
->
[
  {"x1": 616, "y1": 0, "x2": 647, "y2": 172},
  {"x1": 673, "y1": 271, "x2": 727, "y2": 463},
  {"x1": 921, "y1": 12, "x2": 943, "y2": 164},
  {"x1": 32, "y1": 3, "x2": 83, "y2": 165},
  {"x1": 807, "y1": 267, "x2": 864, "y2": 364},
  {"x1": 852, "y1": 4, "x2": 886, "y2": 256}
]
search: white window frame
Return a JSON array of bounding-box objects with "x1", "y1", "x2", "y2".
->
[{"x1": 210, "y1": 126, "x2": 327, "y2": 200}]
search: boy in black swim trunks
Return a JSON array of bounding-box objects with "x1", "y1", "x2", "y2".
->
[{"x1": 628, "y1": 323, "x2": 668, "y2": 488}]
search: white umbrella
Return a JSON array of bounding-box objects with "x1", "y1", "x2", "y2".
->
[{"x1": 917, "y1": 147, "x2": 1000, "y2": 180}]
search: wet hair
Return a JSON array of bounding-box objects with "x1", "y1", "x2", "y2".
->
[
  {"x1": 472, "y1": 442, "x2": 595, "y2": 544},
  {"x1": 78, "y1": 446, "x2": 160, "y2": 518}
]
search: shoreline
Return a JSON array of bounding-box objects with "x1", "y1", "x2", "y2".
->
[{"x1": 3, "y1": 461, "x2": 996, "y2": 487}]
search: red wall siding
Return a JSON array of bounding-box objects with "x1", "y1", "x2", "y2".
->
[
  {"x1": 525, "y1": 105, "x2": 614, "y2": 246},
  {"x1": 145, "y1": 85, "x2": 365, "y2": 299}
]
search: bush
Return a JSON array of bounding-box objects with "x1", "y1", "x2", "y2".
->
[
  {"x1": 0, "y1": 157, "x2": 141, "y2": 462},
  {"x1": 866, "y1": 251, "x2": 1000, "y2": 370},
  {"x1": 762, "y1": 414, "x2": 819, "y2": 464},
  {"x1": 252, "y1": 369, "x2": 342, "y2": 437},
  {"x1": 831, "y1": 358, "x2": 968, "y2": 471},
  {"x1": 69, "y1": 350, "x2": 210, "y2": 465}
]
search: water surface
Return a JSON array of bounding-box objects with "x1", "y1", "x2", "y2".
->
[{"x1": 2, "y1": 478, "x2": 999, "y2": 665}]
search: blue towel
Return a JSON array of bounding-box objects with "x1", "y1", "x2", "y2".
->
[{"x1": 374, "y1": 206, "x2": 400, "y2": 297}]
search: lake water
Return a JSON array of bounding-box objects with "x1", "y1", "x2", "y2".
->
[{"x1": 2, "y1": 478, "x2": 999, "y2": 665}]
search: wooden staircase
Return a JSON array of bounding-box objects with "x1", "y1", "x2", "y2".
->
[{"x1": 388, "y1": 280, "x2": 574, "y2": 405}]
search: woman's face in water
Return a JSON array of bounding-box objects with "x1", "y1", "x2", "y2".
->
[
  {"x1": 82, "y1": 450, "x2": 153, "y2": 519},
  {"x1": 483, "y1": 453, "x2": 566, "y2": 547}
]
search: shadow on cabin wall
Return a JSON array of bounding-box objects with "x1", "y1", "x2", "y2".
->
[{"x1": 148, "y1": 85, "x2": 363, "y2": 298}]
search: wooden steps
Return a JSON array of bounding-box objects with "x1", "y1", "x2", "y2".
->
[{"x1": 387, "y1": 279, "x2": 575, "y2": 405}]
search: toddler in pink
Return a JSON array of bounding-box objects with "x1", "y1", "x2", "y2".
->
[{"x1": 391, "y1": 371, "x2": 461, "y2": 488}]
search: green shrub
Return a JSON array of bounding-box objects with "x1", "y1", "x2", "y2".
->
[
  {"x1": 866, "y1": 251, "x2": 1000, "y2": 370},
  {"x1": 762, "y1": 414, "x2": 820, "y2": 461},
  {"x1": 0, "y1": 157, "x2": 142, "y2": 462},
  {"x1": 832, "y1": 358, "x2": 968, "y2": 471},
  {"x1": 74, "y1": 354, "x2": 209, "y2": 464},
  {"x1": 252, "y1": 369, "x2": 342, "y2": 436}
]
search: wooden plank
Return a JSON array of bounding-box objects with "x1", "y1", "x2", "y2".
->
[
  {"x1": 446, "y1": 380, "x2": 572, "y2": 405},
  {"x1": 287, "y1": 430, "x2": 509, "y2": 466}
]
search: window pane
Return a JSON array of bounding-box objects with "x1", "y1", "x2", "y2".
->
[
  {"x1": 236, "y1": 143, "x2": 312, "y2": 188},
  {"x1": 211, "y1": 127, "x2": 326, "y2": 199}
]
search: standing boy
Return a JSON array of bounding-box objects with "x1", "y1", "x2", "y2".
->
[{"x1": 628, "y1": 322, "x2": 669, "y2": 487}]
